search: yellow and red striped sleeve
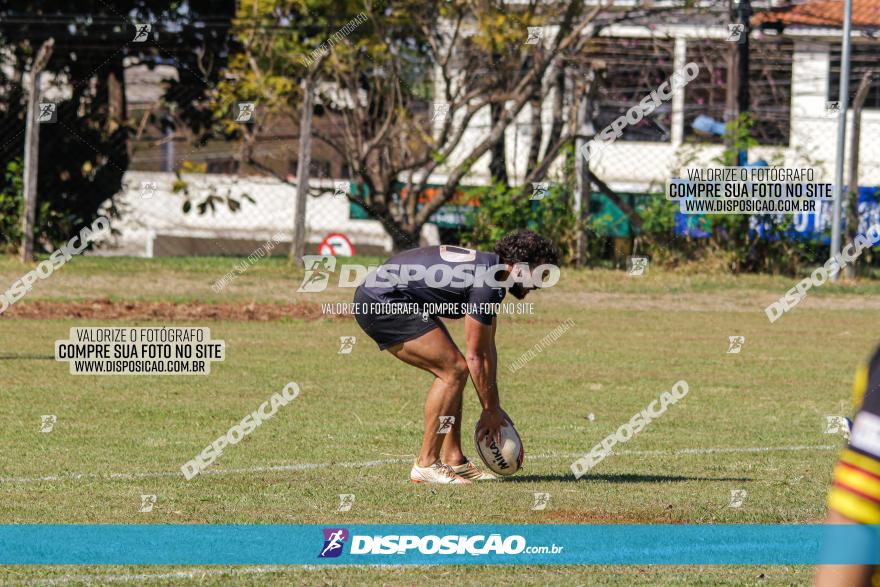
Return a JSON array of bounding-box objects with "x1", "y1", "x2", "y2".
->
[
  {"x1": 829, "y1": 448, "x2": 880, "y2": 524},
  {"x1": 827, "y1": 358, "x2": 880, "y2": 523}
]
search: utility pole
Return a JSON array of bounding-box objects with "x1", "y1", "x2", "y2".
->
[
  {"x1": 725, "y1": 0, "x2": 751, "y2": 165},
  {"x1": 723, "y1": 48, "x2": 737, "y2": 158},
  {"x1": 735, "y1": 0, "x2": 751, "y2": 119},
  {"x1": 20, "y1": 38, "x2": 54, "y2": 263},
  {"x1": 830, "y1": 0, "x2": 854, "y2": 279},
  {"x1": 575, "y1": 72, "x2": 597, "y2": 267},
  {"x1": 843, "y1": 70, "x2": 874, "y2": 279}
]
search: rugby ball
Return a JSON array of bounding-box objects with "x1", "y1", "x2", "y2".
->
[{"x1": 474, "y1": 421, "x2": 524, "y2": 476}]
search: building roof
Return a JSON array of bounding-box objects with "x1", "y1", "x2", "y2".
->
[{"x1": 753, "y1": 0, "x2": 880, "y2": 28}]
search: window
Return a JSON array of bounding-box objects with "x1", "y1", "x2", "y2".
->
[
  {"x1": 829, "y1": 43, "x2": 880, "y2": 110},
  {"x1": 684, "y1": 39, "x2": 793, "y2": 146},
  {"x1": 206, "y1": 158, "x2": 239, "y2": 174},
  {"x1": 288, "y1": 159, "x2": 331, "y2": 178},
  {"x1": 586, "y1": 37, "x2": 676, "y2": 142}
]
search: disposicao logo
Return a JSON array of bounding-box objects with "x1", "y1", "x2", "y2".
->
[
  {"x1": 298, "y1": 256, "x2": 337, "y2": 293},
  {"x1": 319, "y1": 528, "x2": 349, "y2": 558},
  {"x1": 316, "y1": 531, "x2": 564, "y2": 558}
]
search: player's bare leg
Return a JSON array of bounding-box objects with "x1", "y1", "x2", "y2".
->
[
  {"x1": 438, "y1": 385, "x2": 495, "y2": 481},
  {"x1": 418, "y1": 375, "x2": 465, "y2": 465},
  {"x1": 440, "y1": 384, "x2": 465, "y2": 465},
  {"x1": 387, "y1": 324, "x2": 471, "y2": 483},
  {"x1": 429, "y1": 321, "x2": 466, "y2": 466},
  {"x1": 388, "y1": 322, "x2": 495, "y2": 482}
]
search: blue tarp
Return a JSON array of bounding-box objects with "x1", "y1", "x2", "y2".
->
[{"x1": 675, "y1": 186, "x2": 880, "y2": 242}]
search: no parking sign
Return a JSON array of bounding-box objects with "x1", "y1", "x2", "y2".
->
[{"x1": 318, "y1": 233, "x2": 355, "y2": 257}]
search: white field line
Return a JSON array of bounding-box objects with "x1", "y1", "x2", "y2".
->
[
  {"x1": 605, "y1": 444, "x2": 839, "y2": 457},
  {"x1": 7, "y1": 564, "x2": 406, "y2": 587},
  {"x1": 0, "y1": 445, "x2": 838, "y2": 485},
  {"x1": 0, "y1": 458, "x2": 406, "y2": 484}
]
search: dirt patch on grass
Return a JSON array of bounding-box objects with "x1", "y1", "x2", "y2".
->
[
  {"x1": 545, "y1": 290, "x2": 880, "y2": 312},
  {"x1": 542, "y1": 509, "x2": 684, "y2": 523},
  {"x1": 5, "y1": 290, "x2": 877, "y2": 321},
  {"x1": 0, "y1": 299, "x2": 346, "y2": 321}
]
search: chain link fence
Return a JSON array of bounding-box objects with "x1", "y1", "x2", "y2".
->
[{"x1": 3, "y1": 28, "x2": 879, "y2": 258}]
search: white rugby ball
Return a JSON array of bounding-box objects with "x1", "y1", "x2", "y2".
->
[{"x1": 474, "y1": 421, "x2": 524, "y2": 476}]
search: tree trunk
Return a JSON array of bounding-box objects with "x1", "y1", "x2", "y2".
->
[
  {"x1": 390, "y1": 227, "x2": 419, "y2": 252},
  {"x1": 20, "y1": 38, "x2": 53, "y2": 263},
  {"x1": 489, "y1": 102, "x2": 508, "y2": 186},
  {"x1": 291, "y1": 75, "x2": 315, "y2": 260},
  {"x1": 20, "y1": 70, "x2": 41, "y2": 263}
]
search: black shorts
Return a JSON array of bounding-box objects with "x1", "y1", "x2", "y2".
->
[{"x1": 353, "y1": 287, "x2": 439, "y2": 350}]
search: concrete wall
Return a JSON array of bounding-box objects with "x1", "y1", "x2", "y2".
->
[{"x1": 96, "y1": 172, "x2": 438, "y2": 257}]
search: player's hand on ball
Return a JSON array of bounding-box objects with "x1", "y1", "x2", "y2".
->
[{"x1": 477, "y1": 408, "x2": 508, "y2": 445}]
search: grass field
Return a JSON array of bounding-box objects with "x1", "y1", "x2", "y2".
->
[{"x1": 2, "y1": 255, "x2": 879, "y2": 585}]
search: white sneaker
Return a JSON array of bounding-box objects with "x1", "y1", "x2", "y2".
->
[
  {"x1": 410, "y1": 460, "x2": 472, "y2": 484},
  {"x1": 448, "y1": 459, "x2": 497, "y2": 481}
]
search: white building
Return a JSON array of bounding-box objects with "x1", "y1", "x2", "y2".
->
[{"x1": 444, "y1": 0, "x2": 880, "y2": 201}]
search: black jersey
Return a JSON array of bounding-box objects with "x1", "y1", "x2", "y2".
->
[{"x1": 356, "y1": 245, "x2": 507, "y2": 325}]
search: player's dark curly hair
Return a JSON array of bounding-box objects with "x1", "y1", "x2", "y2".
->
[{"x1": 493, "y1": 230, "x2": 559, "y2": 267}]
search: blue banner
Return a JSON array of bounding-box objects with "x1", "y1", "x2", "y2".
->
[
  {"x1": 2, "y1": 524, "x2": 879, "y2": 565},
  {"x1": 750, "y1": 187, "x2": 880, "y2": 242},
  {"x1": 675, "y1": 186, "x2": 880, "y2": 242}
]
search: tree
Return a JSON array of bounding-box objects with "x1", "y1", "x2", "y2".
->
[
  {"x1": 218, "y1": 0, "x2": 673, "y2": 251},
  {"x1": 0, "y1": 1, "x2": 235, "y2": 250}
]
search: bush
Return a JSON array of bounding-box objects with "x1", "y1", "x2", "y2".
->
[
  {"x1": 631, "y1": 113, "x2": 829, "y2": 275},
  {"x1": 462, "y1": 183, "x2": 579, "y2": 264},
  {"x1": 636, "y1": 195, "x2": 826, "y2": 274},
  {"x1": 0, "y1": 158, "x2": 23, "y2": 254}
]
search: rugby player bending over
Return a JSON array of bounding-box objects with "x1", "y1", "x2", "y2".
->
[{"x1": 353, "y1": 230, "x2": 558, "y2": 484}]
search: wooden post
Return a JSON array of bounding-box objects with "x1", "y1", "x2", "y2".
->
[
  {"x1": 20, "y1": 38, "x2": 54, "y2": 263},
  {"x1": 574, "y1": 73, "x2": 596, "y2": 267},
  {"x1": 725, "y1": 0, "x2": 752, "y2": 165},
  {"x1": 844, "y1": 70, "x2": 875, "y2": 279},
  {"x1": 723, "y1": 43, "x2": 738, "y2": 161},
  {"x1": 291, "y1": 74, "x2": 315, "y2": 261}
]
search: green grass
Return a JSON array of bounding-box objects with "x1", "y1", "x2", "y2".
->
[
  {"x1": 1, "y1": 255, "x2": 877, "y2": 585},
  {"x1": 0, "y1": 564, "x2": 811, "y2": 585},
  {"x1": 4, "y1": 253, "x2": 880, "y2": 304}
]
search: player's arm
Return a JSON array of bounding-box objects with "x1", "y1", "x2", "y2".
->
[
  {"x1": 816, "y1": 359, "x2": 880, "y2": 587},
  {"x1": 464, "y1": 315, "x2": 505, "y2": 443},
  {"x1": 814, "y1": 510, "x2": 873, "y2": 587},
  {"x1": 815, "y1": 443, "x2": 880, "y2": 587}
]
